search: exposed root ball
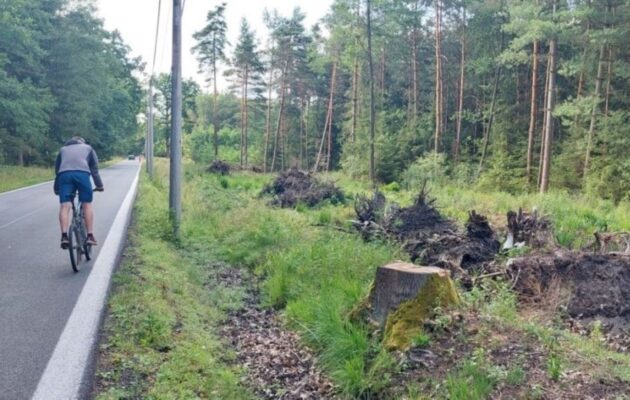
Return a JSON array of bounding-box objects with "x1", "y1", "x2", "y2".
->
[
  {"x1": 261, "y1": 168, "x2": 345, "y2": 208},
  {"x1": 207, "y1": 160, "x2": 231, "y2": 175},
  {"x1": 508, "y1": 251, "x2": 630, "y2": 328}
]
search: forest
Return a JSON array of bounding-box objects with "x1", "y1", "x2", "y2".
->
[
  {"x1": 0, "y1": 0, "x2": 143, "y2": 165},
  {"x1": 173, "y1": 0, "x2": 630, "y2": 203}
]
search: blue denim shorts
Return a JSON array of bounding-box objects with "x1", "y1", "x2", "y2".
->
[{"x1": 58, "y1": 171, "x2": 93, "y2": 203}]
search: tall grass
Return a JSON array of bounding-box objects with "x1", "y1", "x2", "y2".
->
[{"x1": 0, "y1": 165, "x2": 52, "y2": 192}]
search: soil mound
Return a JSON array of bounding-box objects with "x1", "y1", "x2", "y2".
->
[
  {"x1": 207, "y1": 160, "x2": 231, "y2": 175},
  {"x1": 508, "y1": 251, "x2": 630, "y2": 327},
  {"x1": 261, "y1": 168, "x2": 344, "y2": 208},
  {"x1": 352, "y1": 189, "x2": 500, "y2": 276}
]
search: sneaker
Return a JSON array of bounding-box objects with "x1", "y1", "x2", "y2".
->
[
  {"x1": 61, "y1": 233, "x2": 69, "y2": 249},
  {"x1": 86, "y1": 234, "x2": 97, "y2": 246}
]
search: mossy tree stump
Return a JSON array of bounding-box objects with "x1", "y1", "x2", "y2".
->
[{"x1": 362, "y1": 262, "x2": 459, "y2": 350}]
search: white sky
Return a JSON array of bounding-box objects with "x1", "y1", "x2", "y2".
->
[{"x1": 96, "y1": 0, "x2": 333, "y2": 91}]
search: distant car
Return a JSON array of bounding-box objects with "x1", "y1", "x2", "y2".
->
[{"x1": 127, "y1": 154, "x2": 135, "y2": 160}]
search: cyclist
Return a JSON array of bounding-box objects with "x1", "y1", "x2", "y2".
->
[{"x1": 53, "y1": 137, "x2": 104, "y2": 249}]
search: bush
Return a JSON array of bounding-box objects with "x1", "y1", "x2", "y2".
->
[{"x1": 402, "y1": 152, "x2": 449, "y2": 190}]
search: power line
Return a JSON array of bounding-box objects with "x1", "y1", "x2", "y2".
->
[{"x1": 151, "y1": 0, "x2": 163, "y2": 75}]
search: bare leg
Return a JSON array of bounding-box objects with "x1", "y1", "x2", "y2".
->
[
  {"x1": 59, "y1": 203, "x2": 72, "y2": 233},
  {"x1": 83, "y1": 202, "x2": 94, "y2": 234}
]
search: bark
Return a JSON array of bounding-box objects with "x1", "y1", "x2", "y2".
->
[
  {"x1": 538, "y1": 52, "x2": 551, "y2": 188},
  {"x1": 526, "y1": 40, "x2": 539, "y2": 184},
  {"x1": 367, "y1": 0, "x2": 376, "y2": 184},
  {"x1": 540, "y1": 35, "x2": 557, "y2": 194},
  {"x1": 244, "y1": 67, "x2": 249, "y2": 167},
  {"x1": 478, "y1": 62, "x2": 502, "y2": 175},
  {"x1": 263, "y1": 50, "x2": 274, "y2": 173},
  {"x1": 351, "y1": 57, "x2": 359, "y2": 142},
  {"x1": 271, "y1": 61, "x2": 288, "y2": 172},
  {"x1": 454, "y1": 6, "x2": 466, "y2": 163},
  {"x1": 434, "y1": 0, "x2": 443, "y2": 152},
  {"x1": 213, "y1": 45, "x2": 219, "y2": 160},
  {"x1": 326, "y1": 61, "x2": 337, "y2": 172},
  {"x1": 584, "y1": 44, "x2": 605, "y2": 179}
]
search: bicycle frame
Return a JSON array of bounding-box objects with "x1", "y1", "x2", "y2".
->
[{"x1": 68, "y1": 194, "x2": 91, "y2": 272}]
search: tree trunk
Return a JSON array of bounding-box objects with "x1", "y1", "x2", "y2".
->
[
  {"x1": 478, "y1": 60, "x2": 502, "y2": 175},
  {"x1": 213, "y1": 49, "x2": 219, "y2": 160},
  {"x1": 526, "y1": 40, "x2": 539, "y2": 185},
  {"x1": 584, "y1": 44, "x2": 605, "y2": 180},
  {"x1": 327, "y1": 61, "x2": 337, "y2": 172},
  {"x1": 244, "y1": 67, "x2": 249, "y2": 167},
  {"x1": 240, "y1": 71, "x2": 245, "y2": 167},
  {"x1": 538, "y1": 51, "x2": 551, "y2": 188},
  {"x1": 539, "y1": 34, "x2": 557, "y2": 194},
  {"x1": 367, "y1": 0, "x2": 376, "y2": 184},
  {"x1": 434, "y1": 0, "x2": 443, "y2": 153},
  {"x1": 454, "y1": 6, "x2": 466, "y2": 163},
  {"x1": 271, "y1": 62, "x2": 288, "y2": 172},
  {"x1": 351, "y1": 57, "x2": 359, "y2": 142},
  {"x1": 264, "y1": 51, "x2": 274, "y2": 173}
]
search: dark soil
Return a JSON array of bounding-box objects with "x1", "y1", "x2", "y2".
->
[
  {"x1": 261, "y1": 168, "x2": 345, "y2": 208},
  {"x1": 508, "y1": 251, "x2": 630, "y2": 331},
  {"x1": 213, "y1": 265, "x2": 336, "y2": 399},
  {"x1": 352, "y1": 190, "x2": 500, "y2": 277},
  {"x1": 207, "y1": 160, "x2": 231, "y2": 175}
]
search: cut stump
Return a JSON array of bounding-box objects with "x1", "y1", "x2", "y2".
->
[{"x1": 352, "y1": 262, "x2": 459, "y2": 351}]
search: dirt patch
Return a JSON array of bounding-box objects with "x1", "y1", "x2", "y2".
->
[
  {"x1": 207, "y1": 160, "x2": 231, "y2": 175},
  {"x1": 261, "y1": 168, "x2": 344, "y2": 208},
  {"x1": 212, "y1": 265, "x2": 336, "y2": 399},
  {"x1": 508, "y1": 251, "x2": 630, "y2": 331},
  {"x1": 385, "y1": 310, "x2": 630, "y2": 400}
]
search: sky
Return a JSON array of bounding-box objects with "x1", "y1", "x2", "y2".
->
[{"x1": 96, "y1": 0, "x2": 333, "y2": 91}]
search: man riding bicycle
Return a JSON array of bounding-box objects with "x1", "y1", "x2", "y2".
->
[{"x1": 54, "y1": 137, "x2": 104, "y2": 249}]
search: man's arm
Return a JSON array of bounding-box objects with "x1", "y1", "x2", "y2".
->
[
  {"x1": 54, "y1": 153, "x2": 61, "y2": 194},
  {"x1": 88, "y1": 149, "x2": 104, "y2": 189}
]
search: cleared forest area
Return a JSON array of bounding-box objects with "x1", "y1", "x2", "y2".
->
[{"x1": 94, "y1": 162, "x2": 630, "y2": 399}]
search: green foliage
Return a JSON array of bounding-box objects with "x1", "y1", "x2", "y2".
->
[{"x1": 402, "y1": 152, "x2": 449, "y2": 190}]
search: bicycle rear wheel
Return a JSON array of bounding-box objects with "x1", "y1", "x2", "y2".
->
[
  {"x1": 68, "y1": 222, "x2": 79, "y2": 272},
  {"x1": 80, "y1": 219, "x2": 92, "y2": 261}
]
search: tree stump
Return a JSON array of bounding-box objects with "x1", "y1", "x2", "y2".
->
[{"x1": 353, "y1": 262, "x2": 459, "y2": 350}]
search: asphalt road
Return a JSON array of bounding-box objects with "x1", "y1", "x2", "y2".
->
[{"x1": 0, "y1": 161, "x2": 139, "y2": 399}]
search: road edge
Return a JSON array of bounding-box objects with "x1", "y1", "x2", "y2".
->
[{"x1": 32, "y1": 165, "x2": 140, "y2": 400}]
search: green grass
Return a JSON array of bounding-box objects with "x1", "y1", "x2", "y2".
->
[
  {"x1": 0, "y1": 165, "x2": 53, "y2": 193},
  {"x1": 95, "y1": 162, "x2": 251, "y2": 400}
]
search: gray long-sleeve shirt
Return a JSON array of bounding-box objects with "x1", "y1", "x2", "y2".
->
[{"x1": 54, "y1": 140, "x2": 104, "y2": 190}]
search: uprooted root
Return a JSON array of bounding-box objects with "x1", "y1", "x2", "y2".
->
[
  {"x1": 261, "y1": 168, "x2": 345, "y2": 208},
  {"x1": 507, "y1": 250, "x2": 630, "y2": 329},
  {"x1": 207, "y1": 160, "x2": 231, "y2": 175},
  {"x1": 352, "y1": 188, "x2": 500, "y2": 276}
]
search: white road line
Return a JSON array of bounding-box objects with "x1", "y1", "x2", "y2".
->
[
  {"x1": 0, "y1": 180, "x2": 52, "y2": 198},
  {"x1": 0, "y1": 206, "x2": 48, "y2": 230},
  {"x1": 32, "y1": 166, "x2": 140, "y2": 400}
]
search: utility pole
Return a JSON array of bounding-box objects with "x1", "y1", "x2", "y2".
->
[
  {"x1": 146, "y1": 79, "x2": 154, "y2": 178},
  {"x1": 170, "y1": 0, "x2": 183, "y2": 235}
]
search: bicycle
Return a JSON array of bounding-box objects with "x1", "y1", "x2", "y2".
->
[{"x1": 67, "y1": 191, "x2": 96, "y2": 272}]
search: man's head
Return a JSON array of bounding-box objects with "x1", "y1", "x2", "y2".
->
[{"x1": 71, "y1": 136, "x2": 86, "y2": 144}]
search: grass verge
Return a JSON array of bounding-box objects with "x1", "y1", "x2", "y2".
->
[
  {"x1": 0, "y1": 165, "x2": 52, "y2": 193},
  {"x1": 94, "y1": 161, "x2": 250, "y2": 399}
]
